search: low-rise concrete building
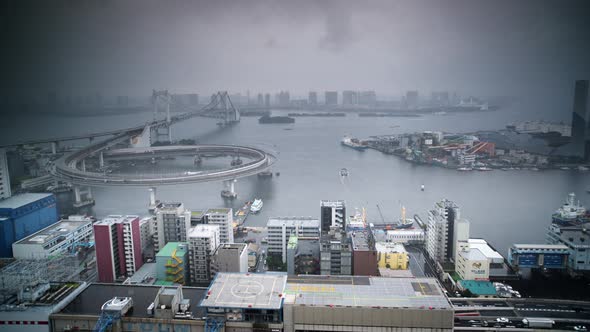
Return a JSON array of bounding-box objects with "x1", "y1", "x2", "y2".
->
[
  {"x1": 0, "y1": 282, "x2": 86, "y2": 332},
  {"x1": 376, "y1": 242, "x2": 409, "y2": 270},
  {"x1": 156, "y1": 242, "x2": 189, "y2": 285},
  {"x1": 50, "y1": 283, "x2": 207, "y2": 332},
  {"x1": 211, "y1": 243, "x2": 248, "y2": 275},
  {"x1": 12, "y1": 215, "x2": 93, "y2": 259},
  {"x1": 456, "y1": 247, "x2": 490, "y2": 280},
  {"x1": 320, "y1": 233, "x2": 352, "y2": 275},
  {"x1": 350, "y1": 230, "x2": 378, "y2": 275},
  {"x1": 267, "y1": 217, "x2": 320, "y2": 263},
  {"x1": 286, "y1": 236, "x2": 320, "y2": 275},
  {"x1": 48, "y1": 273, "x2": 454, "y2": 332}
]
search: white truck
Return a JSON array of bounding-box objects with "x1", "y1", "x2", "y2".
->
[{"x1": 522, "y1": 317, "x2": 555, "y2": 329}]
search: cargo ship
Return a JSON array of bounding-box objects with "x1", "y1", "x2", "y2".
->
[
  {"x1": 258, "y1": 115, "x2": 295, "y2": 124},
  {"x1": 347, "y1": 208, "x2": 367, "y2": 231},
  {"x1": 341, "y1": 136, "x2": 368, "y2": 150},
  {"x1": 396, "y1": 206, "x2": 414, "y2": 229},
  {"x1": 552, "y1": 192, "x2": 590, "y2": 225}
]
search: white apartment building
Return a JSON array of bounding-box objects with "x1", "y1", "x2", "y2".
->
[
  {"x1": 267, "y1": 217, "x2": 320, "y2": 263},
  {"x1": 205, "y1": 208, "x2": 234, "y2": 243},
  {"x1": 188, "y1": 224, "x2": 220, "y2": 284},
  {"x1": 426, "y1": 199, "x2": 463, "y2": 263},
  {"x1": 153, "y1": 202, "x2": 191, "y2": 252}
]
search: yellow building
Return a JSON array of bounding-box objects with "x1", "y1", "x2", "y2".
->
[{"x1": 376, "y1": 242, "x2": 409, "y2": 270}]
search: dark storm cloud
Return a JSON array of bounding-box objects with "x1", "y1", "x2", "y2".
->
[
  {"x1": 1, "y1": 0, "x2": 589, "y2": 109},
  {"x1": 317, "y1": 4, "x2": 355, "y2": 52}
]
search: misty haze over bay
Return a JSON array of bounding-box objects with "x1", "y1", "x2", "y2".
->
[{"x1": 2, "y1": 0, "x2": 590, "y2": 113}]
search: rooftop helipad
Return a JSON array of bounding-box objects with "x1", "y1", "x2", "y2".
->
[{"x1": 200, "y1": 273, "x2": 287, "y2": 310}]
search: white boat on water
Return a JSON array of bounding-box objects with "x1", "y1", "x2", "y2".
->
[
  {"x1": 250, "y1": 199, "x2": 263, "y2": 213},
  {"x1": 578, "y1": 166, "x2": 589, "y2": 172},
  {"x1": 457, "y1": 167, "x2": 473, "y2": 171}
]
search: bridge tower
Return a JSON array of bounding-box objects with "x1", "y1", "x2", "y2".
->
[
  {"x1": 210, "y1": 91, "x2": 240, "y2": 126},
  {"x1": 152, "y1": 89, "x2": 173, "y2": 143}
]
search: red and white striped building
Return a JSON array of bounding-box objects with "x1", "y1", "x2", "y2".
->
[{"x1": 93, "y1": 215, "x2": 143, "y2": 283}]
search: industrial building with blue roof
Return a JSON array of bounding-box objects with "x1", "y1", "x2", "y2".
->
[{"x1": 0, "y1": 193, "x2": 58, "y2": 257}]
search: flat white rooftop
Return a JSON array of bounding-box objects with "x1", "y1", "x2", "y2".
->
[
  {"x1": 94, "y1": 215, "x2": 139, "y2": 226},
  {"x1": 189, "y1": 224, "x2": 220, "y2": 238},
  {"x1": 375, "y1": 242, "x2": 407, "y2": 253},
  {"x1": 511, "y1": 244, "x2": 569, "y2": 250},
  {"x1": 320, "y1": 200, "x2": 345, "y2": 208},
  {"x1": 15, "y1": 218, "x2": 92, "y2": 245},
  {"x1": 460, "y1": 247, "x2": 487, "y2": 261},
  {"x1": 200, "y1": 273, "x2": 287, "y2": 310},
  {"x1": 284, "y1": 275, "x2": 451, "y2": 309},
  {"x1": 468, "y1": 238, "x2": 504, "y2": 263}
]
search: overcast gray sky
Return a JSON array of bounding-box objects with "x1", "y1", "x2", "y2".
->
[{"x1": 2, "y1": 0, "x2": 590, "y2": 101}]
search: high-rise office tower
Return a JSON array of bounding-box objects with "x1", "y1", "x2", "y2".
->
[
  {"x1": 342, "y1": 91, "x2": 358, "y2": 105},
  {"x1": 264, "y1": 93, "x2": 271, "y2": 108},
  {"x1": 277, "y1": 91, "x2": 290, "y2": 106},
  {"x1": 405, "y1": 91, "x2": 419, "y2": 109},
  {"x1": 257, "y1": 93, "x2": 263, "y2": 106},
  {"x1": 571, "y1": 80, "x2": 590, "y2": 160},
  {"x1": 309, "y1": 91, "x2": 318, "y2": 105},
  {"x1": 325, "y1": 91, "x2": 338, "y2": 105}
]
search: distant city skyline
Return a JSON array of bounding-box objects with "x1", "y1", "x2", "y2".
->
[{"x1": 3, "y1": 0, "x2": 590, "y2": 110}]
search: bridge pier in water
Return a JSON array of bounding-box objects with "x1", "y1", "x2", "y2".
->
[
  {"x1": 148, "y1": 187, "x2": 158, "y2": 212},
  {"x1": 153, "y1": 126, "x2": 172, "y2": 144},
  {"x1": 73, "y1": 185, "x2": 95, "y2": 208},
  {"x1": 221, "y1": 179, "x2": 238, "y2": 199},
  {"x1": 51, "y1": 141, "x2": 58, "y2": 155},
  {"x1": 99, "y1": 151, "x2": 104, "y2": 168}
]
